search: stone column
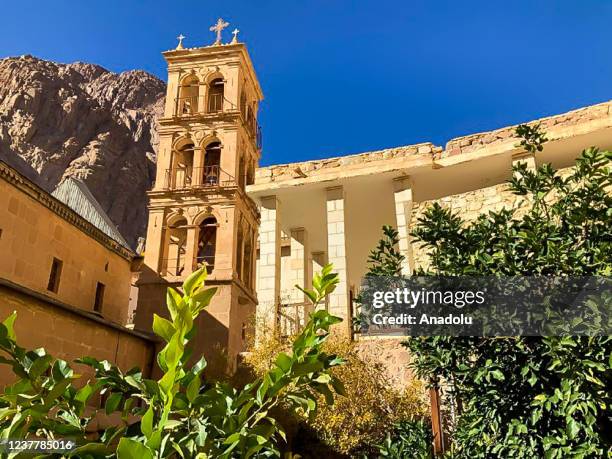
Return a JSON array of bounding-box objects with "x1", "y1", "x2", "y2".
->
[
  {"x1": 256, "y1": 196, "x2": 282, "y2": 334},
  {"x1": 326, "y1": 187, "x2": 351, "y2": 328},
  {"x1": 289, "y1": 228, "x2": 312, "y2": 303},
  {"x1": 192, "y1": 147, "x2": 205, "y2": 186},
  {"x1": 143, "y1": 209, "x2": 167, "y2": 274},
  {"x1": 183, "y1": 225, "x2": 198, "y2": 275},
  {"x1": 393, "y1": 176, "x2": 415, "y2": 276}
]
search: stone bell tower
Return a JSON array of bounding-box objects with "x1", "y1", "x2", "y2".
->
[{"x1": 135, "y1": 23, "x2": 263, "y2": 372}]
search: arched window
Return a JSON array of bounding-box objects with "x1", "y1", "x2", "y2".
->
[
  {"x1": 236, "y1": 224, "x2": 244, "y2": 280},
  {"x1": 203, "y1": 141, "x2": 221, "y2": 186},
  {"x1": 246, "y1": 161, "x2": 255, "y2": 186},
  {"x1": 197, "y1": 217, "x2": 217, "y2": 274},
  {"x1": 207, "y1": 78, "x2": 224, "y2": 113},
  {"x1": 166, "y1": 216, "x2": 187, "y2": 276},
  {"x1": 171, "y1": 141, "x2": 195, "y2": 188},
  {"x1": 178, "y1": 75, "x2": 199, "y2": 115}
]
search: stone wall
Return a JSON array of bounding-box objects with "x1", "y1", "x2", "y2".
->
[
  {"x1": 410, "y1": 167, "x2": 574, "y2": 271},
  {"x1": 0, "y1": 283, "x2": 155, "y2": 388},
  {"x1": 355, "y1": 337, "x2": 414, "y2": 390},
  {"x1": 0, "y1": 166, "x2": 134, "y2": 325}
]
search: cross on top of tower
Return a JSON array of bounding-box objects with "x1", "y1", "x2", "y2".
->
[
  {"x1": 210, "y1": 18, "x2": 230, "y2": 45},
  {"x1": 231, "y1": 28, "x2": 240, "y2": 44},
  {"x1": 176, "y1": 34, "x2": 185, "y2": 50}
]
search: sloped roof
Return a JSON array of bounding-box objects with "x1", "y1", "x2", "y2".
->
[{"x1": 52, "y1": 178, "x2": 130, "y2": 249}]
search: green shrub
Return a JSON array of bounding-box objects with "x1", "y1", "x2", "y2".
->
[
  {"x1": 376, "y1": 419, "x2": 433, "y2": 459},
  {"x1": 404, "y1": 126, "x2": 612, "y2": 458},
  {"x1": 0, "y1": 265, "x2": 345, "y2": 458}
]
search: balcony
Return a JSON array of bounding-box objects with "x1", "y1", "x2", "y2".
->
[
  {"x1": 173, "y1": 95, "x2": 263, "y2": 150},
  {"x1": 163, "y1": 165, "x2": 235, "y2": 190},
  {"x1": 162, "y1": 255, "x2": 215, "y2": 277}
]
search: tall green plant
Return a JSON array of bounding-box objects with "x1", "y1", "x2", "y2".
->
[
  {"x1": 365, "y1": 225, "x2": 405, "y2": 278},
  {"x1": 0, "y1": 265, "x2": 345, "y2": 458},
  {"x1": 405, "y1": 125, "x2": 612, "y2": 458}
]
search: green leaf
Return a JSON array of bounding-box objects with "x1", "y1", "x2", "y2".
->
[
  {"x1": 186, "y1": 374, "x2": 200, "y2": 402},
  {"x1": 153, "y1": 314, "x2": 176, "y2": 342},
  {"x1": 105, "y1": 392, "x2": 123, "y2": 414},
  {"x1": 117, "y1": 437, "x2": 154, "y2": 459},
  {"x1": 141, "y1": 403, "x2": 155, "y2": 439},
  {"x1": 191, "y1": 287, "x2": 217, "y2": 311},
  {"x1": 274, "y1": 353, "x2": 292, "y2": 372},
  {"x1": 2, "y1": 311, "x2": 17, "y2": 341},
  {"x1": 182, "y1": 267, "x2": 207, "y2": 296}
]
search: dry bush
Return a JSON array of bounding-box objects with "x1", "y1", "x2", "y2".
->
[{"x1": 244, "y1": 331, "x2": 429, "y2": 456}]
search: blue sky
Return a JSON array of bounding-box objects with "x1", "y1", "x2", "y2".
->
[{"x1": 1, "y1": 1, "x2": 611, "y2": 165}]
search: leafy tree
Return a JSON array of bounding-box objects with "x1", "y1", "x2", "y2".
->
[
  {"x1": 404, "y1": 125, "x2": 612, "y2": 458},
  {"x1": 0, "y1": 265, "x2": 345, "y2": 458},
  {"x1": 365, "y1": 225, "x2": 405, "y2": 277}
]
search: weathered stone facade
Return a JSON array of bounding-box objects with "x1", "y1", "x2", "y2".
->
[{"x1": 0, "y1": 160, "x2": 155, "y2": 387}]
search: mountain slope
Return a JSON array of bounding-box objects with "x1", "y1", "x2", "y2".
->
[{"x1": 0, "y1": 55, "x2": 165, "y2": 248}]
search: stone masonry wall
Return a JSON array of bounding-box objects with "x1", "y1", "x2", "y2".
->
[
  {"x1": 411, "y1": 167, "x2": 574, "y2": 271},
  {"x1": 0, "y1": 285, "x2": 155, "y2": 388}
]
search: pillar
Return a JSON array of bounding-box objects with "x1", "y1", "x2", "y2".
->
[
  {"x1": 289, "y1": 228, "x2": 312, "y2": 304},
  {"x1": 393, "y1": 176, "x2": 415, "y2": 276},
  {"x1": 325, "y1": 187, "x2": 351, "y2": 329},
  {"x1": 192, "y1": 147, "x2": 205, "y2": 186},
  {"x1": 143, "y1": 209, "x2": 167, "y2": 273},
  {"x1": 183, "y1": 225, "x2": 198, "y2": 275},
  {"x1": 256, "y1": 196, "x2": 281, "y2": 334}
]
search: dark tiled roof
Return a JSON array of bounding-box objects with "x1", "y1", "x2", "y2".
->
[{"x1": 52, "y1": 178, "x2": 131, "y2": 249}]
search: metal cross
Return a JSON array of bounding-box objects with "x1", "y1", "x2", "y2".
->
[
  {"x1": 210, "y1": 18, "x2": 229, "y2": 45},
  {"x1": 176, "y1": 34, "x2": 185, "y2": 49}
]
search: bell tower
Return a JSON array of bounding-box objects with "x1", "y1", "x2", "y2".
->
[{"x1": 135, "y1": 25, "x2": 263, "y2": 372}]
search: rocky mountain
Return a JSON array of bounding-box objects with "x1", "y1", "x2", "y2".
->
[{"x1": 0, "y1": 55, "x2": 166, "y2": 248}]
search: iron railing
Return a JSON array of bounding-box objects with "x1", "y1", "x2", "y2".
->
[
  {"x1": 161, "y1": 257, "x2": 187, "y2": 277},
  {"x1": 161, "y1": 256, "x2": 215, "y2": 276},
  {"x1": 174, "y1": 94, "x2": 228, "y2": 116},
  {"x1": 164, "y1": 165, "x2": 235, "y2": 189},
  {"x1": 173, "y1": 95, "x2": 263, "y2": 150},
  {"x1": 277, "y1": 301, "x2": 311, "y2": 337}
]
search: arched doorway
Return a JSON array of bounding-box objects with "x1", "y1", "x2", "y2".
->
[
  {"x1": 166, "y1": 216, "x2": 188, "y2": 276},
  {"x1": 207, "y1": 77, "x2": 224, "y2": 113},
  {"x1": 178, "y1": 75, "x2": 199, "y2": 115},
  {"x1": 197, "y1": 216, "x2": 217, "y2": 274},
  {"x1": 203, "y1": 141, "x2": 221, "y2": 186},
  {"x1": 171, "y1": 141, "x2": 195, "y2": 188}
]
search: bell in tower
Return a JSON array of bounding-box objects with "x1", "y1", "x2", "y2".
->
[{"x1": 135, "y1": 22, "x2": 263, "y2": 375}]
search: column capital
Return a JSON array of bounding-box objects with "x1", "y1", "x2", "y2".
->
[
  {"x1": 393, "y1": 175, "x2": 413, "y2": 192},
  {"x1": 325, "y1": 185, "x2": 344, "y2": 200},
  {"x1": 261, "y1": 195, "x2": 280, "y2": 207},
  {"x1": 511, "y1": 151, "x2": 537, "y2": 171}
]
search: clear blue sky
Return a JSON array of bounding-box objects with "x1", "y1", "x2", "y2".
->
[{"x1": 1, "y1": 1, "x2": 611, "y2": 166}]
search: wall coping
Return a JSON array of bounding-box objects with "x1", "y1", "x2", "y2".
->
[{"x1": 0, "y1": 277, "x2": 156, "y2": 343}]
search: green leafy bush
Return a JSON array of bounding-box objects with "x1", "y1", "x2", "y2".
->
[
  {"x1": 376, "y1": 419, "x2": 433, "y2": 459},
  {"x1": 0, "y1": 265, "x2": 345, "y2": 458},
  {"x1": 404, "y1": 127, "x2": 612, "y2": 458}
]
